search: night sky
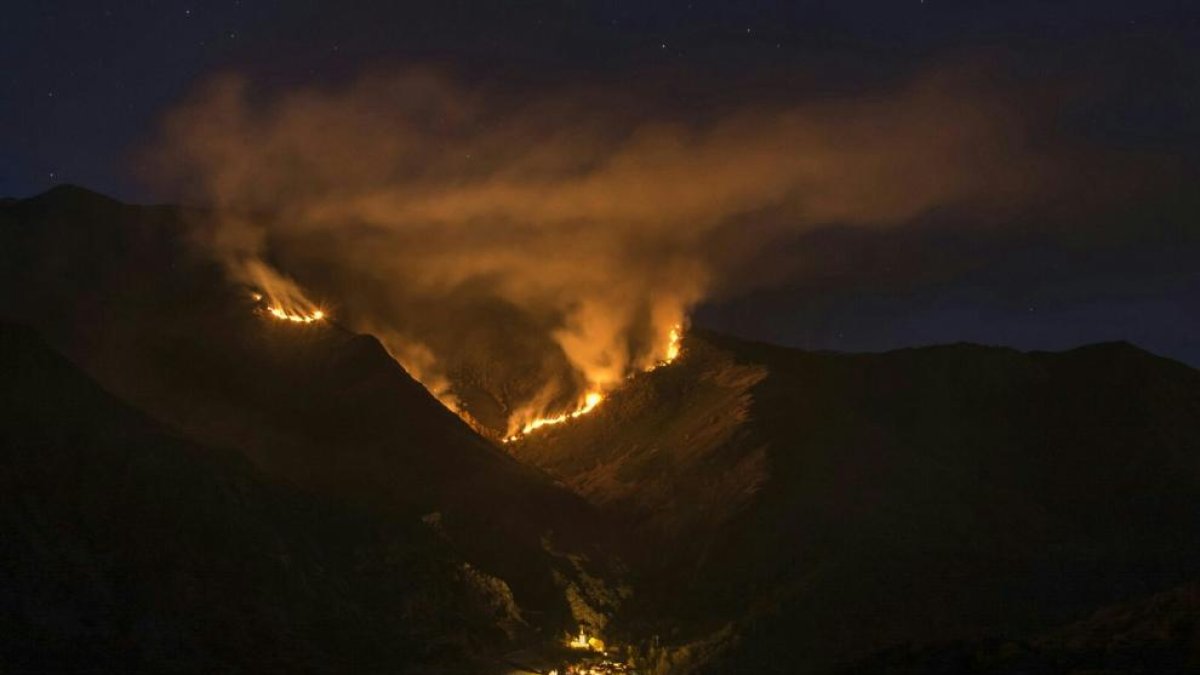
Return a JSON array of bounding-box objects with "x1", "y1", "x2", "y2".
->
[{"x1": 5, "y1": 0, "x2": 1200, "y2": 365}]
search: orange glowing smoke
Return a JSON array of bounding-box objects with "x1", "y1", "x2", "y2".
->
[
  {"x1": 156, "y1": 69, "x2": 1058, "y2": 443},
  {"x1": 504, "y1": 323, "x2": 684, "y2": 442},
  {"x1": 241, "y1": 261, "x2": 677, "y2": 440}
]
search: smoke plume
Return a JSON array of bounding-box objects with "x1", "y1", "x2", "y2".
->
[{"x1": 147, "y1": 67, "x2": 1052, "y2": 435}]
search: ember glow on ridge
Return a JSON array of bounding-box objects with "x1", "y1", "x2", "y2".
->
[
  {"x1": 502, "y1": 323, "x2": 685, "y2": 443},
  {"x1": 250, "y1": 290, "x2": 327, "y2": 324}
]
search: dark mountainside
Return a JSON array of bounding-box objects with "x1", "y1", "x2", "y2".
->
[
  {"x1": 510, "y1": 331, "x2": 1200, "y2": 673},
  {"x1": 2, "y1": 186, "x2": 1200, "y2": 674},
  {"x1": 840, "y1": 580, "x2": 1200, "y2": 674},
  {"x1": 0, "y1": 187, "x2": 627, "y2": 670},
  {"x1": 0, "y1": 322, "x2": 521, "y2": 672}
]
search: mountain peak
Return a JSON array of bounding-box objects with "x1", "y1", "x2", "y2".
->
[{"x1": 26, "y1": 183, "x2": 122, "y2": 207}]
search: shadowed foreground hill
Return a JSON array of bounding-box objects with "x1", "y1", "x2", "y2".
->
[
  {"x1": 0, "y1": 186, "x2": 626, "y2": 656},
  {"x1": 511, "y1": 331, "x2": 1200, "y2": 673},
  {"x1": 841, "y1": 579, "x2": 1200, "y2": 674},
  {"x1": 0, "y1": 323, "x2": 525, "y2": 672}
]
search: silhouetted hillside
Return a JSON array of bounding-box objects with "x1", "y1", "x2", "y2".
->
[
  {"x1": 511, "y1": 331, "x2": 1200, "y2": 673},
  {"x1": 0, "y1": 187, "x2": 626, "y2": 658},
  {"x1": 0, "y1": 322, "x2": 524, "y2": 672},
  {"x1": 841, "y1": 579, "x2": 1200, "y2": 674}
]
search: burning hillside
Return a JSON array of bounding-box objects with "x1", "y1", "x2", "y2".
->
[
  {"x1": 232, "y1": 232, "x2": 687, "y2": 438},
  {"x1": 510, "y1": 332, "x2": 1200, "y2": 674},
  {"x1": 505, "y1": 391, "x2": 604, "y2": 442},
  {"x1": 243, "y1": 263, "x2": 683, "y2": 440},
  {"x1": 147, "y1": 69, "x2": 1054, "y2": 438},
  {"x1": 251, "y1": 291, "x2": 327, "y2": 324},
  {"x1": 5, "y1": 187, "x2": 1200, "y2": 675},
  {"x1": 503, "y1": 323, "x2": 684, "y2": 441}
]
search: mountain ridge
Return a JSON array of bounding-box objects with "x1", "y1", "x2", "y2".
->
[
  {"x1": 511, "y1": 328, "x2": 1200, "y2": 673},
  {"x1": 0, "y1": 320, "x2": 533, "y2": 672},
  {"x1": 0, "y1": 184, "x2": 630, "y2": 665},
  {"x1": 4, "y1": 185, "x2": 1200, "y2": 674}
]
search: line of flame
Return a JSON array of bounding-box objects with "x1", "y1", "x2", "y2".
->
[
  {"x1": 251, "y1": 291, "x2": 327, "y2": 324},
  {"x1": 503, "y1": 391, "x2": 603, "y2": 443},
  {"x1": 266, "y1": 305, "x2": 326, "y2": 323},
  {"x1": 245, "y1": 286, "x2": 678, "y2": 441},
  {"x1": 503, "y1": 323, "x2": 684, "y2": 442}
]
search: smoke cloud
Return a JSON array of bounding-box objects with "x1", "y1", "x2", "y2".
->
[{"x1": 147, "y1": 67, "x2": 1053, "y2": 435}]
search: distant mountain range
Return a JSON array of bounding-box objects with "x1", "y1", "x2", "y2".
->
[
  {"x1": 511, "y1": 330, "x2": 1200, "y2": 673},
  {"x1": 2, "y1": 186, "x2": 1199, "y2": 674}
]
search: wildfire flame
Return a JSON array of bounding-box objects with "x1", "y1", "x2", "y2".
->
[
  {"x1": 503, "y1": 323, "x2": 684, "y2": 442},
  {"x1": 266, "y1": 305, "x2": 326, "y2": 323},
  {"x1": 504, "y1": 391, "x2": 603, "y2": 443},
  {"x1": 251, "y1": 291, "x2": 327, "y2": 324},
  {"x1": 240, "y1": 258, "x2": 682, "y2": 441},
  {"x1": 661, "y1": 324, "x2": 682, "y2": 366}
]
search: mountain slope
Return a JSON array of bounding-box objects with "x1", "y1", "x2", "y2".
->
[
  {"x1": 841, "y1": 578, "x2": 1200, "y2": 674},
  {"x1": 510, "y1": 331, "x2": 1200, "y2": 673},
  {"x1": 0, "y1": 186, "x2": 626, "y2": 649},
  {"x1": 7, "y1": 186, "x2": 1200, "y2": 674},
  {"x1": 0, "y1": 322, "x2": 526, "y2": 672}
]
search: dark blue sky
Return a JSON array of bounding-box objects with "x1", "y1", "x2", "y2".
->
[{"x1": 5, "y1": 1, "x2": 1200, "y2": 364}]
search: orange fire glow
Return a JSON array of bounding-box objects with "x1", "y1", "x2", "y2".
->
[
  {"x1": 663, "y1": 324, "x2": 682, "y2": 364},
  {"x1": 645, "y1": 323, "x2": 683, "y2": 373},
  {"x1": 243, "y1": 267, "x2": 681, "y2": 442},
  {"x1": 504, "y1": 323, "x2": 684, "y2": 442},
  {"x1": 266, "y1": 305, "x2": 326, "y2": 323},
  {"x1": 251, "y1": 290, "x2": 327, "y2": 324},
  {"x1": 504, "y1": 391, "x2": 603, "y2": 443}
]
